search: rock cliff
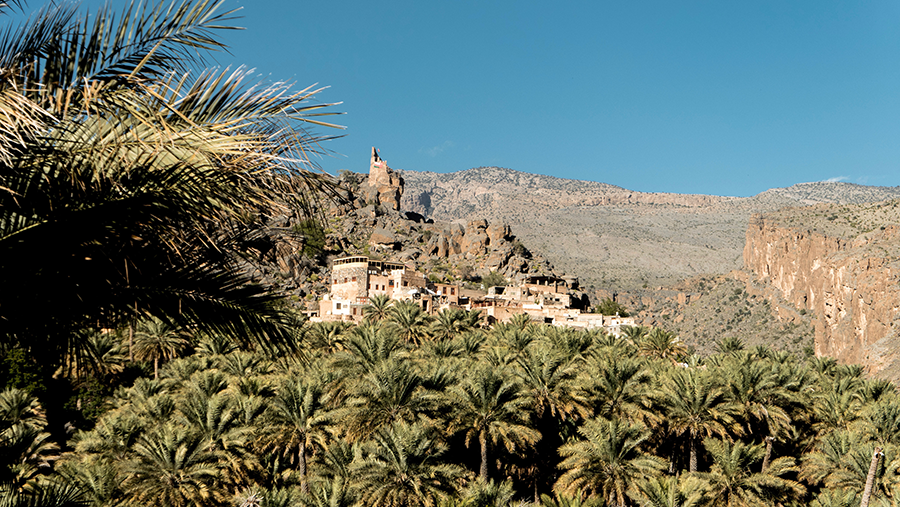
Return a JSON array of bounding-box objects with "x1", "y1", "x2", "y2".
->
[{"x1": 743, "y1": 200, "x2": 900, "y2": 378}]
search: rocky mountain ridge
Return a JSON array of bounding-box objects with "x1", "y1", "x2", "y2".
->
[{"x1": 400, "y1": 167, "x2": 900, "y2": 292}]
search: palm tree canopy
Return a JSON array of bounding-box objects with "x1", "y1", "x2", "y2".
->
[
  {"x1": 0, "y1": 0, "x2": 343, "y2": 365},
  {"x1": 555, "y1": 417, "x2": 666, "y2": 507}
]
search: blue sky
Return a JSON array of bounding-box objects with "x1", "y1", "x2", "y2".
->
[{"x1": 96, "y1": 2, "x2": 900, "y2": 195}]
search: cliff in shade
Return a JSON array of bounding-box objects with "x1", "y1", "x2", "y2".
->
[{"x1": 743, "y1": 200, "x2": 900, "y2": 378}]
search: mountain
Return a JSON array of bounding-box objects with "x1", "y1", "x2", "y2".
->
[{"x1": 400, "y1": 167, "x2": 900, "y2": 292}]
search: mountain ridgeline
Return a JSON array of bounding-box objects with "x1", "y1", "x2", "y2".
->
[{"x1": 401, "y1": 167, "x2": 900, "y2": 292}]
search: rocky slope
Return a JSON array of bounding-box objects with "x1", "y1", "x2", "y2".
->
[
  {"x1": 239, "y1": 156, "x2": 579, "y2": 309},
  {"x1": 743, "y1": 200, "x2": 900, "y2": 378},
  {"x1": 401, "y1": 167, "x2": 900, "y2": 292}
]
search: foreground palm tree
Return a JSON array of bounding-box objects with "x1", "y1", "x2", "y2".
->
[{"x1": 0, "y1": 0, "x2": 342, "y2": 367}]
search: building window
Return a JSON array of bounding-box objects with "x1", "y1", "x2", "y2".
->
[
  {"x1": 403, "y1": 281, "x2": 408, "y2": 286},
  {"x1": 451, "y1": 288, "x2": 455, "y2": 295},
  {"x1": 352, "y1": 308, "x2": 357, "y2": 315},
  {"x1": 343, "y1": 278, "x2": 348, "y2": 283},
  {"x1": 351, "y1": 276, "x2": 357, "y2": 282},
  {"x1": 368, "y1": 283, "x2": 372, "y2": 289},
  {"x1": 442, "y1": 287, "x2": 447, "y2": 295},
  {"x1": 389, "y1": 280, "x2": 394, "y2": 287},
  {"x1": 335, "y1": 302, "x2": 342, "y2": 310}
]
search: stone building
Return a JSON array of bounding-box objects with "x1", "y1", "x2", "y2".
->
[{"x1": 318, "y1": 256, "x2": 460, "y2": 321}]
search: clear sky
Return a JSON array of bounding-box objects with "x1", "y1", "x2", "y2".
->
[{"x1": 102, "y1": 2, "x2": 900, "y2": 196}]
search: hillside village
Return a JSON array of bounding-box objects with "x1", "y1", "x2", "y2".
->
[
  {"x1": 314, "y1": 254, "x2": 635, "y2": 334},
  {"x1": 309, "y1": 148, "x2": 635, "y2": 334}
]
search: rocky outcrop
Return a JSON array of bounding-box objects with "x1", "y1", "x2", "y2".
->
[
  {"x1": 364, "y1": 147, "x2": 404, "y2": 210},
  {"x1": 324, "y1": 166, "x2": 562, "y2": 284},
  {"x1": 743, "y1": 207, "x2": 900, "y2": 377}
]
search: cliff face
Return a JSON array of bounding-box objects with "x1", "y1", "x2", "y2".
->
[{"x1": 743, "y1": 205, "x2": 900, "y2": 377}]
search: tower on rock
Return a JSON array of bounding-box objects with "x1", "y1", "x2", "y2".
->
[{"x1": 366, "y1": 147, "x2": 404, "y2": 210}]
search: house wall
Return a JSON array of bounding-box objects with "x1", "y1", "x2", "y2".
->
[{"x1": 332, "y1": 261, "x2": 368, "y2": 300}]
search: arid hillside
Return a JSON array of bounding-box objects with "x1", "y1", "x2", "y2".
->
[{"x1": 401, "y1": 167, "x2": 900, "y2": 292}]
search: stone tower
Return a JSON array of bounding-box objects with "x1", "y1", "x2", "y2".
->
[{"x1": 366, "y1": 147, "x2": 404, "y2": 210}]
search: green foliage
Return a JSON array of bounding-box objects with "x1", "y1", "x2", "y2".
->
[
  {"x1": 594, "y1": 299, "x2": 629, "y2": 317},
  {"x1": 10, "y1": 315, "x2": 900, "y2": 506},
  {"x1": 481, "y1": 271, "x2": 507, "y2": 288},
  {"x1": 293, "y1": 219, "x2": 327, "y2": 257},
  {"x1": 511, "y1": 240, "x2": 528, "y2": 258},
  {"x1": 0, "y1": 349, "x2": 48, "y2": 397}
]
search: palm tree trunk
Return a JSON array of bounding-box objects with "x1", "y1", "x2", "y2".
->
[
  {"x1": 154, "y1": 357, "x2": 159, "y2": 379},
  {"x1": 129, "y1": 322, "x2": 134, "y2": 362},
  {"x1": 762, "y1": 436, "x2": 774, "y2": 472},
  {"x1": 300, "y1": 440, "x2": 309, "y2": 495},
  {"x1": 480, "y1": 431, "x2": 489, "y2": 480},
  {"x1": 689, "y1": 437, "x2": 698, "y2": 472},
  {"x1": 861, "y1": 446, "x2": 883, "y2": 507}
]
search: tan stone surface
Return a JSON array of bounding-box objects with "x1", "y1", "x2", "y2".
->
[{"x1": 743, "y1": 202, "x2": 900, "y2": 377}]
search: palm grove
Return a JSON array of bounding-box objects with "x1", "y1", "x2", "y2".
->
[{"x1": 0, "y1": 1, "x2": 896, "y2": 506}]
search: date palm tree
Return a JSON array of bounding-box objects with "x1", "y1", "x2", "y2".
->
[
  {"x1": 800, "y1": 430, "x2": 900, "y2": 504},
  {"x1": 555, "y1": 417, "x2": 667, "y2": 507},
  {"x1": 0, "y1": 388, "x2": 60, "y2": 492},
  {"x1": 133, "y1": 317, "x2": 189, "y2": 379},
  {"x1": 580, "y1": 356, "x2": 653, "y2": 423},
  {"x1": 340, "y1": 358, "x2": 437, "y2": 442},
  {"x1": 638, "y1": 328, "x2": 688, "y2": 363},
  {"x1": 628, "y1": 476, "x2": 704, "y2": 507},
  {"x1": 659, "y1": 369, "x2": 739, "y2": 472},
  {"x1": 387, "y1": 300, "x2": 433, "y2": 346},
  {"x1": 362, "y1": 294, "x2": 393, "y2": 323},
  {"x1": 260, "y1": 374, "x2": 335, "y2": 494},
  {"x1": 514, "y1": 343, "x2": 589, "y2": 500},
  {"x1": 0, "y1": 0, "x2": 342, "y2": 368},
  {"x1": 692, "y1": 438, "x2": 804, "y2": 507},
  {"x1": 721, "y1": 357, "x2": 795, "y2": 470},
  {"x1": 121, "y1": 424, "x2": 226, "y2": 507},
  {"x1": 350, "y1": 422, "x2": 464, "y2": 507},
  {"x1": 429, "y1": 308, "x2": 469, "y2": 341},
  {"x1": 450, "y1": 365, "x2": 540, "y2": 480}
]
